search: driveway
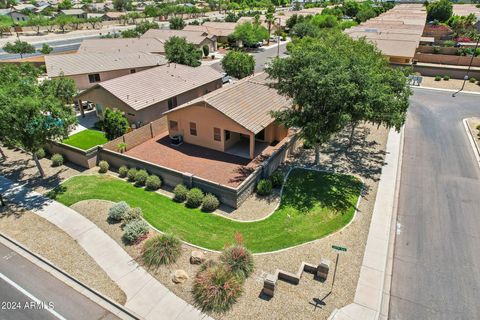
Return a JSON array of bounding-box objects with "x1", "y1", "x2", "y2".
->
[{"x1": 390, "y1": 88, "x2": 480, "y2": 319}]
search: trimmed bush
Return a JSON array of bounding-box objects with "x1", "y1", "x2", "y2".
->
[
  {"x1": 469, "y1": 77, "x2": 476, "y2": 83},
  {"x1": 443, "y1": 75, "x2": 450, "y2": 81},
  {"x1": 135, "y1": 169, "x2": 149, "y2": 186},
  {"x1": 269, "y1": 170, "x2": 284, "y2": 188},
  {"x1": 220, "y1": 245, "x2": 255, "y2": 279},
  {"x1": 124, "y1": 207, "x2": 142, "y2": 224},
  {"x1": 35, "y1": 148, "x2": 46, "y2": 159},
  {"x1": 173, "y1": 184, "x2": 188, "y2": 202},
  {"x1": 193, "y1": 264, "x2": 243, "y2": 313},
  {"x1": 201, "y1": 194, "x2": 220, "y2": 212},
  {"x1": 108, "y1": 201, "x2": 130, "y2": 222},
  {"x1": 127, "y1": 168, "x2": 137, "y2": 182},
  {"x1": 142, "y1": 234, "x2": 182, "y2": 268},
  {"x1": 122, "y1": 219, "x2": 149, "y2": 244},
  {"x1": 98, "y1": 160, "x2": 109, "y2": 173},
  {"x1": 51, "y1": 153, "x2": 64, "y2": 167},
  {"x1": 186, "y1": 188, "x2": 204, "y2": 208},
  {"x1": 146, "y1": 175, "x2": 162, "y2": 190},
  {"x1": 434, "y1": 75, "x2": 441, "y2": 81},
  {"x1": 256, "y1": 179, "x2": 272, "y2": 196},
  {"x1": 119, "y1": 165, "x2": 129, "y2": 178}
]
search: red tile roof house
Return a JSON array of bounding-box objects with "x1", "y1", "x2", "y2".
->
[{"x1": 75, "y1": 64, "x2": 224, "y2": 127}]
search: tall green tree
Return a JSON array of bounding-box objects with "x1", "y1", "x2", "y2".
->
[
  {"x1": 2, "y1": 40, "x2": 35, "y2": 59},
  {"x1": 266, "y1": 32, "x2": 411, "y2": 164},
  {"x1": 113, "y1": 0, "x2": 132, "y2": 12},
  {"x1": 265, "y1": 12, "x2": 276, "y2": 45},
  {"x1": 232, "y1": 22, "x2": 269, "y2": 47},
  {"x1": 55, "y1": 14, "x2": 74, "y2": 33},
  {"x1": 221, "y1": 50, "x2": 255, "y2": 79},
  {"x1": 58, "y1": 0, "x2": 73, "y2": 9},
  {"x1": 169, "y1": 16, "x2": 185, "y2": 30},
  {"x1": 164, "y1": 36, "x2": 202, "y2": 67},
  {"x1": 427, "y1": 0, "x2": 452, "y2": 22},
  {"x1": 0, "y1": 15, "x2": 12, "y2": 38},
  {"x1": 103, "y1": 108, "x2": 129, "y2": 140},
  {"x1": 0, "y1": 64, "x2": 77, "y2": 176},
  {"x1": 26, "y1": 14, "x2": 49, "y2": 35}
]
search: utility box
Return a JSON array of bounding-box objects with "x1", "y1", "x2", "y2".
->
[
  {"x1": 317, "y1": 259, "x2": 331, "y2": 281},
  {"x1": 263, "y1": 273, "x2": 277, "y2": 297}
]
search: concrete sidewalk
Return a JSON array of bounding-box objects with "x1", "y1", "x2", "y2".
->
[
  {"x1": 329, "y1": 128, "x2": 404, "y2": 320},
  {"x1": 0, "y1": 176, "x2": 212, "y2": 320}
]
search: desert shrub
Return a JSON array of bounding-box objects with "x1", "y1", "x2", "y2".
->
[
  {"x1": 434, "y1": 75, "x2": 441, "y2": 81},
  {"x1": 220, "y1": 245, "x2": 255, "y2": 279},
  {"x1": 186, "y1": 188, "x2": 204, "y2": 208},
  {"x1": 443, "y1": 75, "x2": 450, "y2": 81},
  {"x1": 98, "y1": 160, "x2": 109, "y2": 173},
  {"x1": 108, "y1": 201, "x2": 130, "y2": 222},
  {"x1": 173, "y1": 184, "x2": 188, "y2": 202},
  {"x1": 135, "y1": 169, "x2": 149, "y2": 186},
  {"x1": 469, "y1": 77, "x2": 476, "y2": 83},
  {"x1": 124, "y1": 207, "x2": 142, "y2": 224},
  {"x1": 443, "y1": 40, "x2": 455, "y2": 47},
  {"x1": 127, "y1": 168, "x2": 137, "y2": 182},
  {"x1": 201, "y1": 194, "x2": 220, "y2": 212},
  {"x1": 193, "y1": 264, "x2": 243, "y2": 313},
  {"x1": 35, "y1": 148, "x2": 46, "y2": 159},
  {"x1": 269, "y1": 170, "x2": 284, "y2": 188},
  {"x1": 256, "y1": 179, "x2": 272, "y2": 196},
  {"x1": 119, "y1": 165, "x2": 129, "y2": 178},
  {"x1": 146, "y1": 175, "x2": 162, "y2": 190},
  {"x1": 122, "y1": 219, "x2": 149, "y2": 244},
  {"x1": 432, "y1": 45, "x2": 440, "y2": 54},
  {"x1": 51, "y1": 153, "x2": 64, "y2": 167},
  {"x1": 142, "y1": 234, "x2": 182, "y2": 268}
]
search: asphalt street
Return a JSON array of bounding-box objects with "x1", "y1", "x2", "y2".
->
[
  {"x1": 390, "y1": 88, "x2": 480, "y2": 319},
  {"x1": 0, "y1": 242, "x2": 120, "y2": 320}
]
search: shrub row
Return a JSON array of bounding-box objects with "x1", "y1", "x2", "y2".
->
[
  {"x1": 173, "y1": 184, "x2": 220, "y2": 212},
  {"x1": 118, "y1": 166, "x2": 162, "y2": 191}
]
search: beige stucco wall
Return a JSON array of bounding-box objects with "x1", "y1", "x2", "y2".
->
[
  {"x1": 60, "y1": 66, "x2": 153, "y2": 90},
  {"x1": 199, "y1": 38, "x2": 217, "y2": 53}
]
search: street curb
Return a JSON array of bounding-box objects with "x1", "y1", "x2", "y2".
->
[
  {"x1": 328, "y1": 127, "x2": 404, "y2": 320},
  {"x1": 0, "y1": 233, "x2": 140, "y2": 320},
  {"x1": 413, "y1": 86, "x2": 480, "y2": 95},
  {"x1": 463, "y1": 118, "x2": 480, "y2": 169}
]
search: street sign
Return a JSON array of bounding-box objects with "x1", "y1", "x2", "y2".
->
[{"x1": 332, "y1": 245, "x2": 347, "y2": 252}]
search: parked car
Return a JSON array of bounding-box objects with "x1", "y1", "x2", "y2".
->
[
  {"x1": 269, "y1": 36, "x2": 279, "y2": 42},
  {"x1": 74, "y1": 100, "x2": 94, "y2": 110}
]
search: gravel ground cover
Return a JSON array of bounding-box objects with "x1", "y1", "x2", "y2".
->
[
  {"x1": 0, "y1": 146, "x2": 82, "y2": 193},
  {"x1": 68, "y1": 122, "x2": 389, "y2": 320},
  {"x1": 0, "y1": 204, "x2": 126, "y2": 305},
  {"x1": 467, "y1": 117, "x2": 480, "y2": 149},
  {"x1": 420, "y1": 76, "x2": 480, "y2": 92}
]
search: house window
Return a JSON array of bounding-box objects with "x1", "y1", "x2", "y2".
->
[
  {"x1": 130, "y1": 69, "x2": 136, "y2": 74},
  {"x1": 214, "y1": 128, "x2": 221, "y2": 141},
  {"x1": 225, "y1": 130, "x2": 231, "y2": 141},
  {"x1": 167, "y1": 96, "x2": 178, "y2": 110},
  {"x1": 88, "y1": 73, "x2": 101, "y2": 83},
  {"x1": 169, "y1": 120, "x2": 178, "y2": 131},
  {"x1": 190, "y1": 122, "x2": 197, "y2": 136}
]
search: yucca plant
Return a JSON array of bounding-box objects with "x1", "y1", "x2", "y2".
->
[{"x1": 142, "y1": 234, "x2": 182, "y2": 268}]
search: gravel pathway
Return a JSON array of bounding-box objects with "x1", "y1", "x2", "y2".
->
[
  {"x1": 0, "y1": 204, "x2": 126, "y2": 305},
  {"x1": 420, "y1": 76, "x2": 480, "y2": 92},
  {"x1": 69, "y1": 122, "x2": 389, "y2": 320}
]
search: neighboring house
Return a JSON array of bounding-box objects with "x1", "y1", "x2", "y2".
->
[
  {"x1": 184, "y1": 22, "x2": 237, "y2": 43},
  {"x1": 77, "y1": 38, "x2": 165, "y2": 54},
  {"x1": 164, "y1": 73, "x2": 289, "y2": 159},
  {"x1": 141, "y1": 29, "x2": 217, "y2": 52},
  {"x1": 103, "y1": 11, "x2": 125, "y2": 20},
  {"x1": 45, "y1": 52, "x2": 167, "y2": 90},
  {"x1": 10, "y1": 10, "x2": 30, "y2": 22},
  {"x1": 86, "y1": 13, "x2": 104, "y2": 19},
  {"x1": 60, "y1": 9, "x2": 87, "y2": 19},
  {"x1": 75, "y1": 64, "x2": 224, "y2": 126}
]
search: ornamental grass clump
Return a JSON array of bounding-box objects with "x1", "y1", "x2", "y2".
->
[
  {"x1": 192, "y1": 264, "x2": 243, "y2": 313},
  {"x1": 186, "y1": 188, "x2": 204, "y2": 208},
  {"x1": 122, "y1": 219, "x2": 149, "y2": 244},
  {"x1": 142, "y1": 234, "x2": 182, "y2": 268},
  {"x1": 201, "y1": 194, "x2": 220, "y2": 212},
  {"x1": 173, "y1": 184, "x2": 188, "y2": 202},
  {"x1": 219, "y1": 245, "x2": 255, "y2": 280},
  {"x1": 108, "y1": 201, "x2": 130, "y2": 222}
]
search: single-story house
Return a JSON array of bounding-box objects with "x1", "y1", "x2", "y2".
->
[
  {"x1": 103, "y1": 11, "x2": 125, "y2": 20},
  {"x1": 164, "y1": 73, "x2": 289, "y2": 159},
  {"x1": 59, "y1": 9, "x2": 87, "y2": 19},
  {"x1": 184, "y1": 22, "x2": 237, "y2": 43},
  {"x1": 75, "y1": 64, "x2": 224, "y2": 126},
  {"x1": 77, "y1": 38, "x2": 165, "y2": 55},
  {"x1": 141, "y1": 29, "x2": 217, "y2": 52},
  {"x1": 45, "y1": 52, "x2": 167, "y2": 90}
]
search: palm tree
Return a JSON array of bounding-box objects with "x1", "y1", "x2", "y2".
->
[{"x1": 265, "y1": 13, "x2": 276, "y2": 45}]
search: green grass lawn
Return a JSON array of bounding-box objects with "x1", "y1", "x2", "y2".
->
[
  {"x1": 49, "y1": 169, "x2": 362, "y2": 253},
  {"x1": 62, "y1": 129, "x2": 108, "y2": 150}
]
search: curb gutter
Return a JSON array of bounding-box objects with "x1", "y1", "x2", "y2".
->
[{"x1": 463, "y1": 118, "x2": 480, "y2": 169}]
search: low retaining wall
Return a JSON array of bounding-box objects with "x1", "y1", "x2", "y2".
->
[
  {"x1": 414, "y1": 53, "x2": 480, "y2": 67},
  {"x1": 413, "y1": 64, "x2": 480, "y2": 79},
  {"x1": 46, "y1": 141, "x2": 98, "y2": 169}
]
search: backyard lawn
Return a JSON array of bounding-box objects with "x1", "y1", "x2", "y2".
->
[
  {"x1": 62, "y1": 129, "x2": 108, "y2": 150},
  {"x1": 49, "y1": 169, "x2": 363, "y2": 253}
]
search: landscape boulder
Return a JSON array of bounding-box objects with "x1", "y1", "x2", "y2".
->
[
  {"x1": 190, "y1": 250, "x2": 206, "y2": 264},
  {"x1": 172, "y1": 270, "x2": 189, "y2": 284}
]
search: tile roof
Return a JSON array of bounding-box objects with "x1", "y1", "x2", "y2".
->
[
  {"x1": 184, "y1": 22, "x2": 237, "y2": 37},
  {"x1": 45, "y1": 52, "x2": 166, "y2": 77},
  {"x1": 60, "y1": 9, "x2": 85, "y2": 15},
  {"x1": 90, "y1": 64, "x2": 223, "y2": 111},
  {"x1": 77, "y1": 38, "x2": 165, "y2": 54},
  {"x1": 141, "y1": 29, "x2": 214, "y2": 45},
  {"x1": 165, "y1": 73, "x2": 289, "y2": 134}
]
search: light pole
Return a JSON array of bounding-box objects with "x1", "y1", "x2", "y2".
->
[{"x1": 452, "y1": 23, "x2": 480, "y2": 97}]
